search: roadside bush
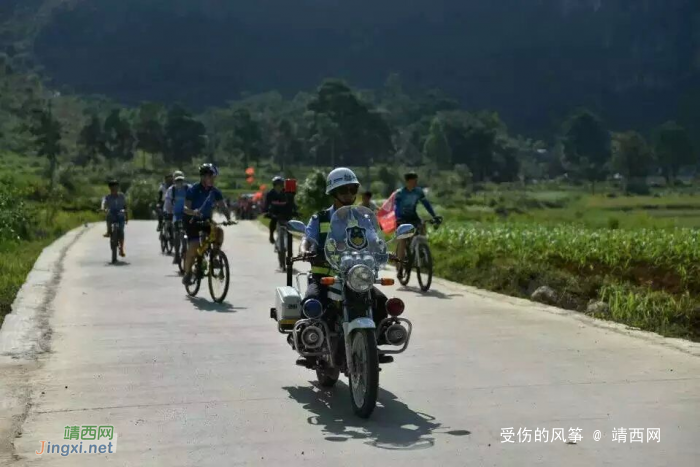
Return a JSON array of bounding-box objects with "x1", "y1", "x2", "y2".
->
[
  {"x1": 127, "y1": 179, "x2": 155, "y2": 219},
  {"x1": 0, "y1": 186, "x2": 35, "y2": 242},
  {"x1": 297, "y1": 169, "x2": 327, "y2": 219}
]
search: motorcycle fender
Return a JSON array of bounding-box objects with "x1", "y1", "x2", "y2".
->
[{"x1": 343, "y1": 317, "x2": 376, "y2": 337}]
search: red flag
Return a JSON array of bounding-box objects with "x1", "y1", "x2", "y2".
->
[{"x1": 377, "y1": 190, "x2": 397, "y2": 234}]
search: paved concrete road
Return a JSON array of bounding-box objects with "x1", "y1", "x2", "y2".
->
[{"x1": 2, "y1": 220, "x2": 699, "y2": 466}]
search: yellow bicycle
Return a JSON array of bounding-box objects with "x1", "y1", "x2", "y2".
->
[{"x1": 185, "y1": 219, "x2": 236, "y2": 303}]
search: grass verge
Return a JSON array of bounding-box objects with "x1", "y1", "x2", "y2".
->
[
  {"x1": 0, "y1": 209, "x2": 100, "y2": 328},
  {"x1": 430, "y1": 222, "x2": 700, "y2": 341}
]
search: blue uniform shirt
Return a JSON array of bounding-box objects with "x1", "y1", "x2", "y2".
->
[
  {"x1": 305, "y1": 206, "x2": 335, "y2": 246},
  {"x1": 186, "y1": 183, "x2": 223, "y2": 219},
  {"x1": 394, "y1": 186, "x2": 436, "y2": 219}
]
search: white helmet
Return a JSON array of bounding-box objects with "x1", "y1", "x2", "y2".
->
[{"x1": 326, "y1": 167, "x2": 359, "y2": 195}]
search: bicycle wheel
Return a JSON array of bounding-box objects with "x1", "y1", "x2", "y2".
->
[
  {"x1": 160, "y1": 233, "x2": 167, "y2": 254},
  {"x1": 415, "y1": 243, "x2": 433, "y2": 292},
  {"x1": 178, "y1": 239, "x2": 187, "y2": 274},
  {"x1": 208, "y1": 250, "x2": 230, "y2": 303},
  {"x1": 185, "y1": 256, "x2": 202, "y2": 296},
  {"x1": 397, "y1": 248, "x2": 412, "y2": 286},
  {"x1": 277, "y1": 230, "x2": 286, "y2": 271}
]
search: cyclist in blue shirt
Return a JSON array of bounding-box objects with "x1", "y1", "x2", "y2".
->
[
  {"x1": 182, "y1": 163, "x2": 231, "y2": 285},
  {"x1": 394, "y1": 171, "x2": 440, "y2": 263}
]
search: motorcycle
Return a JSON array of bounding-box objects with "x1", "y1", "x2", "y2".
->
[{"x1": 270, "y1": 206, "x2": 416, "y2": 418}]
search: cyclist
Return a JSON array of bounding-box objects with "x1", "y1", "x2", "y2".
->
[
  {"x1": 298, "y1": 167, "x2": 390, "y2": 366},
  {"x1": 394, "y1": 171, "x2": 440, "y2": 264},
  {"x1": 264, "y1": 176, "x2": 298, "y2": 245},
  {"x1": 164, "y1": 171, "x2": 191, "y2": 263},
  {"x1": 156, "y1": 173, "x2": 173, "y2": 232},
  {"x1": 360, "y1": 190, "x2": 378, "y2": 212},
  {"x1": 101, "y1": 179, "x2": 128, "y2": 257},
  {"x1": 182, "y1": 163, "x2": 231, "y2": 285}
]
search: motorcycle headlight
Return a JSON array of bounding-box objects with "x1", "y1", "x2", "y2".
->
[{"x1": 346, "y1": 264, "x2": 375, "y2": 293}]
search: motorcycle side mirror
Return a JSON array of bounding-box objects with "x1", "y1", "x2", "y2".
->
[
  {"x1": 286, "y1": 220, "x2": 307, "y2": 234},
  {"x1": 393, "y1": 224, "x2": 416, "y2": 241}
]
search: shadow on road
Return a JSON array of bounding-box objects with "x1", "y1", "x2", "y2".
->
[
  {"x1": 283, "y1": 382, "x2": 470, "y2": 450},
  {"x1": 186, "y1": 296, "x2": 245, "y2": 313},
  {"x1": 106, "y1": 261, "x2": 130, "y2": 267},
  {"x1": 398, "y1": 285, "x2": 463, "y2": 300}
]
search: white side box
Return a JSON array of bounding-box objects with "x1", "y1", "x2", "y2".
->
[{"x1": 275, "y1": 286, "x2": 302, "y2": 321}]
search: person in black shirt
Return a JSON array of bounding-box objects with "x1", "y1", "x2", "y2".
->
[{"x1": 264, "y1": 176, "x2": 297, "y2": 244}]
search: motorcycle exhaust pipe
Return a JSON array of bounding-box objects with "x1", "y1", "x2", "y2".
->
[
  {"x1": 301, "y1": 325, "x2": 324, "y2": 350},
  {"x1": 384, "y1": 323, "x2": 408, "y2": 346}
]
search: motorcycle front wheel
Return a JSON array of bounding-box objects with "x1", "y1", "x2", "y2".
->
[{"x1": 348, "y1": 329, "x2": 379, "y2": 418}]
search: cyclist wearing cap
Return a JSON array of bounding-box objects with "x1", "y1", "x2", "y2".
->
[
  {"x1": 182, "y1": 163, "x2": 231, "y2": 285},
  {"x1": 297, "y1": 167, "x2": 389, "y2": 367},
  {"x1": 360, "y1": 190, "x2": 378, "y2": 212},
  {"x1": 264, "y1": 175, "x2": 298, "y2": 244},
  {"x1": 156, "y1": 173, "x2": 173, "y2": 232},
  {"x1": 164, "y1": 171, "x2": 191, "y2": 264},
  {"x1": 395, "y1": 171, "x2": 440, "y2": 263},
  {"x1": 101, "y1": 180, "x2": 128, "y2": 257}
]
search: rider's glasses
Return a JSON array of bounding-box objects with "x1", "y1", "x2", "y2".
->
[{"x1": 336, "y1": 185, "x2": 358, "y2": 195}]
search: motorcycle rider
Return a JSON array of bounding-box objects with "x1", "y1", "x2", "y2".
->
[
  {"x1": 299, "y1": 167, "x2": 390, "y2": 366},
  {"x1": 101, "y1": 179, "x2": 128, "y2": 257},
  {"x1": 164, "y1": 171, "x2": 191, "y2": 264},
  {"x1": 264, "y1": 176, "x2": 298, "y2": 246},
  {"x1": 182, "y1": 163, "x2": 231, "y2": 285},
  {"x1": 156, "y1": 173, "x2": 173, "y2": 232}
]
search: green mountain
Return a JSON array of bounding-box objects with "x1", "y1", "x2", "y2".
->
[{"x1": 2, "y1": 0, "x2": 699, "y2": 136}]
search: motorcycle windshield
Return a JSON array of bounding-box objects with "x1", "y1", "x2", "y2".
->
[{"x1": 324, "y1": 206, "x2": 388, "y2": 272}]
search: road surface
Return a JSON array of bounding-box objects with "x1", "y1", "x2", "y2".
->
[{"x1": 1, "y1": 220, "x2": 699, "y2": 466}]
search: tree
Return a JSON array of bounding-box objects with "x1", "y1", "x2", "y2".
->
[
  {"x1": 561, "y1": 109, "x2": 611, "y2": 192},
  {"x1": 30, "y1": 102, "x2": 62, "y2": 191},
  {"x1": 77, "y1": 114, "x2": 103, "y2": 166},
  {"x1": 307, "y1": 79, "x2": 393, "y2": 166},
  {"x1": 423, "y1": 117, "x2": 452, "y2": 169},
  {"x1": 102, "y1": 108, "x2": 135, "y2": 167},
  {"x1": 135, "y1": 102, "x2": 165, "y2": 160},
  {"x1": 164, "y1": 105, "x2": 206, "y2": 165},
  {"x1": 272, "y1": 118, "x2": 294, "y2": 170},
  {"x1": 653, "y1": 121, "x2": 695, "y2": 184},
  {"x1": 224, "y1": 108, "x2": 262, "y2": 168},
  {"x1": 612, "y1": 131, "x2": 654, "y2": 193}
]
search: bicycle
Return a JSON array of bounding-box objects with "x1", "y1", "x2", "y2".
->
[
  {"x1": 160, "y1": 214, "x2": 174, "y2": 255},
  {"x1": 184, "y1": 219, "x2": 236, "y2": 303},
  {"x1": 274, "y1": 218, "x2": 296, "y2": 272},
  {"x1": 173, "y1": 219, "x2": 188, "y2": 273},
  {"x1": 396, "y1": 216, "x2": 442, "y2": 292},
  {"x1": 106, "y1": 209, "x2": 126, "y2": 264}
]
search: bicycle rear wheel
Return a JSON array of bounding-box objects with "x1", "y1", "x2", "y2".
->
[
  {"x1": 208, "y1": 250, "x2": 230, "y2": 303},
  {"x1": 415, "y1": 243, "x2": 433, "y2": 292},
  {"x1": 186, "y1": 257, "x2": 203, "y2": 296}
]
